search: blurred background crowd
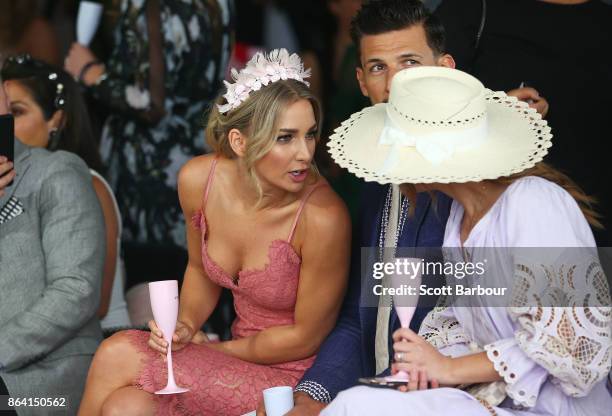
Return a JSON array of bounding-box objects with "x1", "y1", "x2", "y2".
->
[{"x1": 1, "y1": 0, "x2": 611, "y2": 339}]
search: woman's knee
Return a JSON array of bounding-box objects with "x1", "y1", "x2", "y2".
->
[
  {"x1": 101, "y1": 387, "x2": 155, "y2": 416},
  {"x1": 92, "y1": 330, "x2": 143, "y2": 374}
]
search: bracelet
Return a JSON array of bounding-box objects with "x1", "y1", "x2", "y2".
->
[
  {"x1": 78, "y1": 60, "x2": 103, "y2": 84},
  {"x1": 294, "y1": 381, "x2": 332, "y2": 403}
]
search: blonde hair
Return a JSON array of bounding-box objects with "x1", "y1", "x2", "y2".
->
[
  {"x1": 402, "y1": 162, "x2": 602, "y2": 229},
  {"x1": 205, "y1": 79, "x2": 322, "y2": 202}
]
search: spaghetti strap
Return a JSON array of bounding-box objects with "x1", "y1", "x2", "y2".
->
[
  {"x1": 202, "y1": 157, "x2": 219, "y2": 209},
  {"x1": 287, "y1": 183, "x2": 327, "y2": 243}
]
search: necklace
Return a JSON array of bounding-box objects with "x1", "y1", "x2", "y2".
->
[{"x1": 378, "y1": 185, "x2": 409, "y2": 262}]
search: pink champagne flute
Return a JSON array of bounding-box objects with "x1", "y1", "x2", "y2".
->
[
  {"x1": 148, "y1": 280, "x2": 189, "y2": 394},
  {"x1": 386, "y1": 257, "x2": 423, "y2": 382}
]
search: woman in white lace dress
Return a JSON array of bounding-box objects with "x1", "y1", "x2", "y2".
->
[{"x1": 323, "y1": 67, "x2": 611, "y2": 415}]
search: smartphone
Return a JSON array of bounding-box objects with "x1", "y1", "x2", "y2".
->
[
  {"x1": 358, "y1": 377, "x2": 407, "y2": 389},
  {"x1": 0, "y1": 114, "x2": 15, "y2": 187}
]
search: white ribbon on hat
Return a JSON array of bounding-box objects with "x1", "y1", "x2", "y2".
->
[{"x1": 378, "y1": 113, "x2": 489, "y2": 174}]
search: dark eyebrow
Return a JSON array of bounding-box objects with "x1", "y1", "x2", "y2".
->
[
  {"x1": 365, "y1": 53, "x2": 423, "y2": 66},
  {"x1": 398, "y1": 53, "x2": 423, "y2": 60}
]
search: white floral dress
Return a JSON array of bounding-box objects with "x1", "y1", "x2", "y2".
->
[{"x1": 322, "y1": 177, "x2": 612, "y2": 416}]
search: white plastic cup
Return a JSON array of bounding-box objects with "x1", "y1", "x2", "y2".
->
[
  {"x1": 263, "y1": 386, "x2": 294, "y2": 416},
  {"x1": 76, "y1": 1, "x2": 103, "y2": 46}
]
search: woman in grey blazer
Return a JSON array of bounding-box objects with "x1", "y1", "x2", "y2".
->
[{"x1": 0, "y1": 82, "x2": 106, "y2": 415}]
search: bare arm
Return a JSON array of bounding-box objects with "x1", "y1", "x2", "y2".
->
[
  {"x1": 210, "y1": 187, "x2": 352, "y2": 364},
  {"x1": 176, "y1": 157, "x2": 223, "y2": 334},
  {"x1": 92, "y1": 176, "x2": 120, "y2": 319},
  {"x1": 391, "y1": 328, "x2": 502, "y2": 387},
  {"x1": 446, "y1": 352, "x2": 502, "y2": 385},
  {"x1": 148, "y1": 156, "x2": 224, "y2": 352}
]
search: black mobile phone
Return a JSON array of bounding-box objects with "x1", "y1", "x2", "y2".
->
[
  {"x1": 0, "y1": 114, "x2": 15, "y2": 187},
  {"x1": 358, "y1": 377, "x2": 407, "y2": 389}
]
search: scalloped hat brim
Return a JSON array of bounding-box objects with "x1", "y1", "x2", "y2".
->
[{"x1": 327, "y1": 90, "x2": 553, "y2": 184}]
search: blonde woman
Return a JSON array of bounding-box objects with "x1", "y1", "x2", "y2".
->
[
  {"x1": 322, "y1": 67, "x2": 611, "y2": 416},
  {"x1": 78, "y1": 49, "x2": 351, "y2": 416}
]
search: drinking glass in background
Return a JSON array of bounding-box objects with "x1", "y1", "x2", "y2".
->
[{"x1": 76, "y1": 1, "x2": 103, "y2": 46}]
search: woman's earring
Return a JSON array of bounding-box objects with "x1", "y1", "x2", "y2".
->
[{"x1": 48, "y1": 128, "x2": 60, "y2": 150}]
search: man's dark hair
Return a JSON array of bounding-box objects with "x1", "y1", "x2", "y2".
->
[{"x1": 350, "y1": 0, "x2": 446, "y2": 65}]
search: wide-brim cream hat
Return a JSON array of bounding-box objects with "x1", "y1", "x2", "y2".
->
[{"x1": 327, "y1": 67, "x2": 552, "y2": 184}]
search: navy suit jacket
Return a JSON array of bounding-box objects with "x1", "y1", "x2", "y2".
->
[{"x1": 299, "y1": 182, "x2": 451, "y2": 399}]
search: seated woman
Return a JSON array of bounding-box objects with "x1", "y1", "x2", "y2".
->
[
  {"x1": 323, "y1": 67, "x2": 611, "y2": 415},
  {"x1": 1, "y1": 55, "x2": 131, "y2": 332},
  {"x1": 0, "y1": 70, "x2": 104, "y2": 415},
  {"x1": 78, "y1": 49, "x2": 351, "y2": 416}
]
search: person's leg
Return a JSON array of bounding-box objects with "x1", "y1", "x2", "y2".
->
[
  {"x1": 78, "y1": 330, "x2": 154, "y2": 416},
  {"x1": 100, "y1": 387, "x2": 157, "y2": 416}
]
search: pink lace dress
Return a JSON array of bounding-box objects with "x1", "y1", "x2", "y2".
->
[{"x1": 126, "y1": 158, "x2": 320, "y2": 415}]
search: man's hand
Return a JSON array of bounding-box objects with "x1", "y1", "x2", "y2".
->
[
  {"x1": 256, "y1": 392, "x2": 326, "y2": 416},
  {"x1": 506, "y1": 87, "x2": 549, "y2": 118}
]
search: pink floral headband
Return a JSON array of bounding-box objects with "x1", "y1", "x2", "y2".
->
[{"x1": 217, "y1": 48, "x2": 311, "y2": 114}]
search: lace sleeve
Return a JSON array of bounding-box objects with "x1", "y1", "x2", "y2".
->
[
  {"x1": 419, "y1": 306, "x2": 474, "y2": 358},
  {"x1": 484, "y1": 254, "x2": 612, "y2": 408}
]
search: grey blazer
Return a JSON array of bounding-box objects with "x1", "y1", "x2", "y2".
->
[{"x1": 0, "y1": 139, "x2": 105, "y2": 415}]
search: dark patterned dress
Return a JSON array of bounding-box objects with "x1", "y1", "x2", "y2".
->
[{"x1": 91, "y1": 0, "x2": 233, "y2": 256}]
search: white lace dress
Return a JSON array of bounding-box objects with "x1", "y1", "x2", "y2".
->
[{"x1": 322, "y1": 176, "x2": 611, "y2": 416}]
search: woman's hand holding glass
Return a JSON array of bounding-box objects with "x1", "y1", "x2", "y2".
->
[
  {"x1": 391, "y1": 327, "x2": 453, "y2": 391},
  {"x1": 147, "y1": 320, "x2": 209, "y2": 356}
]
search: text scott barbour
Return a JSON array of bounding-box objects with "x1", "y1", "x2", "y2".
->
[{"x1": 371, "y1": 257, "x2": 509, "y2": 297}]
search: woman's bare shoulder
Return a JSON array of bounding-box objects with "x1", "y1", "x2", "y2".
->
[
  {"x1": 178, "y1": 154, "x2": 218, "y2": 207},
  {"x1": 178, "y1": 154, "x2": 217, "y2": 189},
  {"x1": 301, "y1": 179, "x2": 351, "y2": 232}
]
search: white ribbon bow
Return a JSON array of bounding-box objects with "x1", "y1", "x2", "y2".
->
[{"x1": 378, "y1": 113, "x2": 488, "y2": 174}]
